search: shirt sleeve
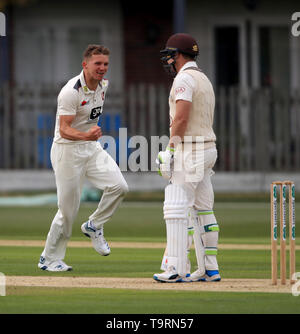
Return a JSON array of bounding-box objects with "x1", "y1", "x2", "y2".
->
[
  {"x1": 173, "y1": 72, "x2": 196, "y2": 102},
  {"x1": 57, "y1": 88, "x2": 78, "y2": 115}
]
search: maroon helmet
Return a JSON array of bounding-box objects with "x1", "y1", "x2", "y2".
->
[
  {"x1": 160, "y1": 33, "x2": 199, "y2": 76},
  {"x1": 161, "y1": 33, "x2": 199, "y2": 57}
]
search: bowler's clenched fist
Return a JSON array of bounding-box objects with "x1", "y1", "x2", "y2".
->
[{"x1": 86, "y1": 125, "x2": 102, "y2": 140}]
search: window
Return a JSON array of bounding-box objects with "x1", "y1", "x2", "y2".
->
[
  {"x1": 259, "y1": 26, "x2": 290, "y2": 92},
  {"x1": 214, "y1": 26, "x2": 240, "y2": 86},
  {"x1": 68, "y1": 27, "x2": 101, "y2": 75}
]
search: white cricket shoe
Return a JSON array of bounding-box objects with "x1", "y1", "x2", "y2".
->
[
  {"x1": 38, "y1": 257, "x2": 73, "y2": 272},
  {"x1": 189, "y1": 268, "x2": 206, "y2": 282},
  {"x1": 153, "y1": 266, "x2": 191, "y2": 283},
  {"x1": 190, "y1": 269, "x2": 221, "y2": 282},
  {"x1": 81, "y1": 220, "x2": 111, "y2": 256}
]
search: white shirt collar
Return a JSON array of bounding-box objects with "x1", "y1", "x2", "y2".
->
[
  {"x1": 79, "y1": 70, "x2": 103, "y2": 94},
  {"x1": 178, "y1": 61, "x2": 198, "y2": 74}
]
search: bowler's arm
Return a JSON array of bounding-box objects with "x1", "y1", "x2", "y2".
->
[{"x1": 59, "y1": 115, "x2": 102, "y2": 141}]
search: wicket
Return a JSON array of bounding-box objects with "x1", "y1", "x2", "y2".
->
[{"x1": 271, "y1": 181, "x2": 296, "y2": 285}]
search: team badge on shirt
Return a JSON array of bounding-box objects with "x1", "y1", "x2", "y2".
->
[
  {"x1": 175, "y1": 87, "x2": 186, "y2": 95},
  {"x1": 89, "y1": 106, "x2": 102, "y2": 121}
]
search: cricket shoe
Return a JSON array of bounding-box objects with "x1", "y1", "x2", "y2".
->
[
  {"x1": 189, "y1": 268, "x2": 206, "y2": 282},
  {"x1": 38, "y1": 257, "x2": 73, "y2": 272},
  {"x1": 81, "y1": 220, "x2": 111, "y2": 256},
  {"x1": 191, "y1": 269, "x2": 221, "y2": 282},
  {"x1": 153, "y1": 266, "x2": 191, "y2": 283}
]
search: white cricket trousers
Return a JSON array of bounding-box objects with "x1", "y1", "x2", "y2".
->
[
  {"x1": 171, "y1": 145, "x2": 217, "y2": 209},
  {"x1": 171, "y1": 145, "x2": 219, "y2": 271},
  {"x1": 41, "y1": 141, "x2": 128, "y2": 263}
]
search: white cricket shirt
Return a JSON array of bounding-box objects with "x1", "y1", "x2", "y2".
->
[
  {"x1": 53, "y1": 70, "x2": 109, "y2": 144},
  {"x1": 169, "y1": 61, "x2": 216, "y2": 143},
  {"x1": 172, "y1": 61, "x2": 197, "y2": 102}
]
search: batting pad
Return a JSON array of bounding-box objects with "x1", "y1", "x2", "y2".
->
[
  {"x1": 198, "y1": 211, "x2": 219, "y2": 270},
  {"x1": 163, "y1": 184, "x2": 189, "y2": 276},
  {"x1": 190, "y1": 208, "x2": 206, "y2": 276},
  {"x1": 160, "y1": 252, "x2": 168, "y2": 271}
]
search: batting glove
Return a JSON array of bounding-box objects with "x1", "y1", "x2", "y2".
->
[{"x1": 156, "y1": 146, "x2": 175, "y2": 180}]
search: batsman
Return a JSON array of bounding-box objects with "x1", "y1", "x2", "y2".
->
[{"x1": 153, "y1": 33, "x2": 221, "y2": 283}]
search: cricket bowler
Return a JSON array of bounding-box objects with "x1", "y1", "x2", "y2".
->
[{"x1": 38, "y1": 45, "x2": 128, "y2": 272}]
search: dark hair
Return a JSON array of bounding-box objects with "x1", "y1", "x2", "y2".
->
[{"x1": 83, "y1": 44, "x2": 110, "y2": 60}]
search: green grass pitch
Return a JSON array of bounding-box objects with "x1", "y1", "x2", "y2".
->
[{"x1": 0, "y1": 199, "x2": 300, "y2": 314}]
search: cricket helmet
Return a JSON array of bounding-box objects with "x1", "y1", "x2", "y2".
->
[{"x1": 160, "y1": 33, "x2": 199, "y2": 76}]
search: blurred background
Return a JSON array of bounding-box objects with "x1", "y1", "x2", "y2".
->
[{"x1": 0, "y1": 0, "x2": 299, "y2": 200}]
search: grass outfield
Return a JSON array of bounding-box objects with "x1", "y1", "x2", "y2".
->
[
  {"x1": 0, "y1": 201, "x2": 274, "y2": 243},
  {"x1": 0, "y1": 246, "x2": 274, "y2": 278},
  {"x1": 3, "y1": 287, "x2": 300, "y2": 314},
  {"x1": 0, "y1": 200, "x2": 300, "y2": 314}
]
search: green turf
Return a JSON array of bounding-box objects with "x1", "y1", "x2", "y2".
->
[
  {"x1": 0, "y1": 203, "x2": 165, "y2": 242},
  {"x1": 2, "y1": 286, "x2": 300, "y2": 314},
  {"x1": 1, "y1": 246, "x2": 299, "y2": 280},
  {"x1": 0, "y1": 246, "x2": 161, "y2": 277},
  {"x1": 1, "y1": 201, "x2": 298, "y2": 244},
  {"x1": 0, "y1": 200, "x2": 300, "y2": 314}
]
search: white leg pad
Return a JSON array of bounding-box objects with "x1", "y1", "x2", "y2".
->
[
  {"x1": 160, "y1": 207, "x2": 194, "y2": 272},
  {"x1": 198, "y1": 211, "x2": 219, "y2": 271},
  {"x1": 160, "y1": 252, "x2": 168, "y2": 271},
  {"x1": 163, "y1": 184, "x2": 189, "y2": 277},
  {"x1": 191, "y1": 208, "x2": 206, "y2": 276},
  {"x1": 186, "y1": 214, "x2": 194, "y2": 274}
]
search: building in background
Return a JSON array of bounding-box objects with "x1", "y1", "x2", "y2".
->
[
  {"x1": 0, "y1": 0, "x2": 299, "y2": 175},
  {"x1": 187, "y1": 0, "x2": 300, "y2": 92}
]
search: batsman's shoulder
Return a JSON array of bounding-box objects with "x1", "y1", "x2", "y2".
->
[
  {"x1": 174, "y1": 72, "x2": 196, "y2": 92},
  {"x1": 175, "y1": 71, "x2": 195, "y2": 84}
]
